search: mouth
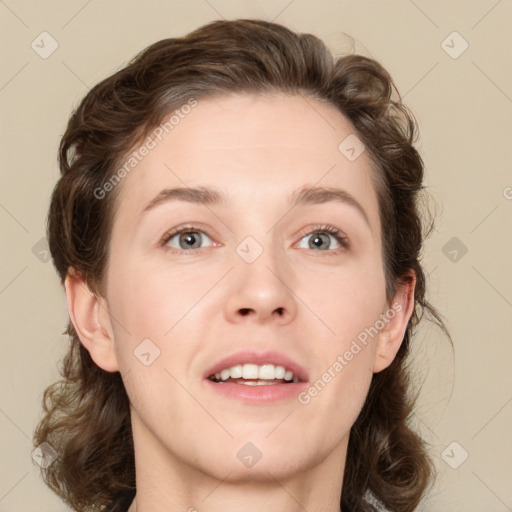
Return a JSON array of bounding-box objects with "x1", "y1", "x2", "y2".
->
[
  {"x1": 208, "y1": 363, "x2": 301, "y2": 385},
  {"x1": 203, "y1": 350, "x2": 308, "y2": 403}
]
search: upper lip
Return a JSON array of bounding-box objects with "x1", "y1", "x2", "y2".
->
[{"x1": 203, "y1": 349, "x2": 309, "y2": 382}]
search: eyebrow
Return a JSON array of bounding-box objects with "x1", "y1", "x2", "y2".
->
[{"x1": 142, "y1": 185, "x2": 370, "y2": 227}]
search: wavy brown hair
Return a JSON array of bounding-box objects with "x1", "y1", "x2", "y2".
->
[{"x1": 33, "y1": 18, "x2": 449, "y2": 512}]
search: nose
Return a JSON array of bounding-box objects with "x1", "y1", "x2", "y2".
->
[{"x1": 223, "y1": 240, "x2": 298, "y2": 325}]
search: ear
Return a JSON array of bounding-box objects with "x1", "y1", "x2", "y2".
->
[
  {"x1": 64, "y1": 269, "x2": 119, "y2": 372},
  {"x1": 372, "y1": 272, "x2": 416, "y2": 373}
]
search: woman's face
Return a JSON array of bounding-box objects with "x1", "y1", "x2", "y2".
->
[{"x1": 89, "y1": 93, "x2": 410, "y2": 483}]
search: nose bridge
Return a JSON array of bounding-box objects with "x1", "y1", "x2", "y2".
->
[{"x1": 224, "y1": 229, "x2": 297, "y2": 323}]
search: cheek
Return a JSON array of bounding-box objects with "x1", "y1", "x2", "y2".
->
[
  {"x1": 108, "y1": 264, "x2": 204, "y2": 434},
  {"x1": 107, "y1": 261, "x2": 218, "y2": 395},
  {"x1": 120, "y1": 361, "x2": 203, "y2": 464},
  {"x1": 296, "y1": 327, "x2": 376, "y2": 452},
  {"x1": 296, "y1": 259, "x2": 384, "y2": 416},
  {"x1": 300, "y1": 257, "x2": 387, "y2": 339},
  {"x1": 108, "y1": 260, "x2": 209, "y2": 336}
]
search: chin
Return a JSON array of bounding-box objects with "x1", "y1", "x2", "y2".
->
[
  {"x1": 183, "y1": 434, "x2": 328, "y2": 483},
  {"x1": 199, "y1": 452, "x2": 316, "y2": 483}
]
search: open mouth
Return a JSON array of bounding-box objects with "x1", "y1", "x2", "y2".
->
[{"x1": 208, "y1": 363, "x2": 301, "y2": 385}]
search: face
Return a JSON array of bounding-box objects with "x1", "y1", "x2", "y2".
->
[{"x1": 90, "y1": 93, "x2": 407, "y2": 483}]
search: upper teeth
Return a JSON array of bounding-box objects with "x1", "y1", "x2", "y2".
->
[{"x1": 213, "y1": 363, "x2": 298, "y2": 382}]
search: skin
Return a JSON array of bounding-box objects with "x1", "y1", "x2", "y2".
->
[{"x1": 65, "y1": 93, "x2": 415, "y2": 512}]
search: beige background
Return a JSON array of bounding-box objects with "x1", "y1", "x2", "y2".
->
[{"x1": 1, "y1": 1, "x2": 511, "y2": 511}]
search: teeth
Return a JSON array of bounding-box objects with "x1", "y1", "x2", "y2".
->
[
  {"x1": 274, "y1": 365, "x2": 285, "y2": 379},
  {"x1": 230, "y1": 364, "x2": 243, "y2": 378},
  {"x1": 242, "y1": 364, "x2": 259, "y2": 379},
  {"x1": 211, "y1": 363, "x2": 299, "y2": 382},
  {"x1": 258, "y1": 364, "x2": 275, "y2": 379}
]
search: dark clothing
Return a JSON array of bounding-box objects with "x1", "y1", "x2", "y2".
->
[{"x1": 105, "y1": 488, "x2": 136, "y2": 512}]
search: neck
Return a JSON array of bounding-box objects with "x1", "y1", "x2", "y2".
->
[
  {"x1": 128, "y1": 476, "x2": 343, "y2": 512},
  {"x1": 127, "y1": 416, "x2": 346, "y2": 512}
]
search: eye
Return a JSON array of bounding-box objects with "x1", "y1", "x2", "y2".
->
[
  {"x1": 159, "y1": 223, "x2": 349, "y2": 254},
  {"x1": 296, "y1": 224, "x2": 349, "y2": 252},
  {"x1": 161, "y1": 226, "x2": 214, "y2": 251}
]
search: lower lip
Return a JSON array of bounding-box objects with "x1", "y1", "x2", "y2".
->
[{"x1": 204, "y1": 379, "x2": 308, "y2": 404}]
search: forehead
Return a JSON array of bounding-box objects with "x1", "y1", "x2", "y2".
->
[{"x1": 113, "y1": 93, "x2": 381, "y2": 231}]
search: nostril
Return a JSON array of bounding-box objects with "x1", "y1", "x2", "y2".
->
[{"x1": 239, "y1": 308, "x2": 252, "y2": 316}]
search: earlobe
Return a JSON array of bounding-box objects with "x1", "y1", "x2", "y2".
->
[
  {"x1": 372, "y1": 273, "x2": 416, "y2": 373},
  {"x1": 64, "y1": 270, "x2": 119, "y2": 373}
]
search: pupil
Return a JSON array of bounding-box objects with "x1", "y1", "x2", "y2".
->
[
  {"x1": 311, "y1": 233, "x2": 329, "y2": 249},
  {"x1": 180, "y1": 232, "x2": 200, "y2": 249}
]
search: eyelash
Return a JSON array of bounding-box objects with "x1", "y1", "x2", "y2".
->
[{"x1": 159, "y1": 223, "x2": 350, "y2": 255}]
